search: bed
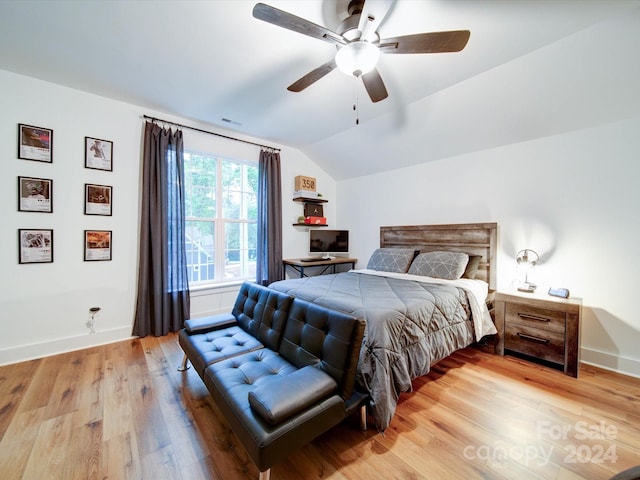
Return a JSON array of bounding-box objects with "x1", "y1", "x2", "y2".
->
[{"x1": 270, "y1": 222, "x2": 498, "y2": 431}]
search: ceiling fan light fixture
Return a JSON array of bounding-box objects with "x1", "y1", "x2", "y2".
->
[{"x1": 335, "y1": 41, "x2": 379, "y2": 77}]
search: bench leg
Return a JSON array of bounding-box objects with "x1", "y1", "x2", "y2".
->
[
  {"x1": 258, "y1": 469, "x2": 270, "y2": 480},
  {"x1": 360, "y1": 404, "x2": 367, "y2": 431},
  {"x1": 177, "y1": 354, "x2": 190, "y2": 372}
]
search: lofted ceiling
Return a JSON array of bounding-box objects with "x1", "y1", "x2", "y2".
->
[{"x1": 1, "y1": 0, "x2": 639, "y2": 180}]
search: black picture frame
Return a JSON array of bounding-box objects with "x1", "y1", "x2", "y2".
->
[
  {"x1": 18, "y1": 229, "x2": 54, "y2": 264},
  {"x1": 18, "y1": 176, "x2": 53, "y2": 213},
  {"x1": 84, "y1": 230, "x2": 112, "y2": 261},
  {"x1": 84, "y1": 183, "x2": 112, "y2": 216},
  {"x1": 18, "y1": 124, "x2": 53, "y2": 163},
  {"x1": 85, "y1": 136, "x2": 113, "y2": 171}
]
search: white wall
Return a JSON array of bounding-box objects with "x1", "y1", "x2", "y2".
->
[
  {"x1": 338, "y1": 115, "x2": 640, "y2": 377},
  {"x1": 0, "y1": 69, "x2": 332, "y2": 365},
  {"x1": 0, "y1": 70, "x2": 141, "y2": 364}
]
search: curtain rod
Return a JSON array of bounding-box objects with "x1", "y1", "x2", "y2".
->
[{"x1": 142, "y1": 114, "x2": 281, "y2": 152}]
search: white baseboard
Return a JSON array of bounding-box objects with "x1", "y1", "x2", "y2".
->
[
  {"x1": 0, "y1": 326, "x2": 134, "y2": 366},
  {"x1": 581, "y1": 347, "x2": 640, "y2": 379}
]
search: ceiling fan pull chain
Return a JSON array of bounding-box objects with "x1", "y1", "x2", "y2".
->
[{"x1": 354, "y1": 77, "x2": 360, "y2": 125}]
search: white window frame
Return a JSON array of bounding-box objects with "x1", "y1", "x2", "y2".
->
[{"x1": 184, "y1": 151, "x2": 257, "y2": 287}]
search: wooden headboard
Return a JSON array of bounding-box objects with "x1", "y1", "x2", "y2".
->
[{"x1": 380, "y1": 222, "x2": 498, "y2": 290}]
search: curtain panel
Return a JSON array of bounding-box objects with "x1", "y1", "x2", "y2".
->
[
  {"x1": 133, "y1": 122, "x2": 190, "y2": 337},
  {"x1": 256, "y1": 149, "x2": 284, "y2": 285}
]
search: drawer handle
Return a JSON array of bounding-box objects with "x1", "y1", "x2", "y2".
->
[
  {"x1": 517, "y1": 333, "x2": 549, "y2": 344},
  {"x1": 517, "y1": 313, "x2": 551, "y2": 323}
]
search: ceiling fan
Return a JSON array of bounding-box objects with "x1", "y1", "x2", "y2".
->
[{"x1": 252, "y1": 0, "x2": 470, "y2": 103}]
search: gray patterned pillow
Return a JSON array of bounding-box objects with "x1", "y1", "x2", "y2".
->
[
  {"x1": 367, "y1": 248, "x2": 417, "y2": 273},
  {"x1": 408, "y1": 251, "x2": 469, "y2": 280}
]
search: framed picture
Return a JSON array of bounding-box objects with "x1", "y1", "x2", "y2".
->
[
  {"x1": 84, "y1": 230, "x2": 112, "y2": 261},
  {"x1": 85, "y1": 136, "x2": 113, "y2": 171},
  {"x1": 18, "y1": 176, "x2": 53, "y2": 213},
  {"x1": 18, "y1": 124, "x2": 53, "y2": 163},
  {"x1": 18, "y1": 229, "x2": 53, "y2": 264},
  {"x1": 84, "y1": 183, "x2": 112, "y2": 216}
]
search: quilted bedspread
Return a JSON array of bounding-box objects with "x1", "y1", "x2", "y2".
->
[{"x1": 269, "y1": 270, "x2": 481, "y2": 431}]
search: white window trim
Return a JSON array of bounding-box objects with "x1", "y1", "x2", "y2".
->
[{"x1": 185, "y1": 152, "x2": 257, "y2": 288}]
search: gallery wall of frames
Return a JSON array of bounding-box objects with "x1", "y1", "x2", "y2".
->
[{"x1": 17, "y1": 123, "x2": 114, "y2": 263}]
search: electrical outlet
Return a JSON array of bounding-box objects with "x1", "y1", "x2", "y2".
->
[{"x1": 87, "y1": 306, "x2": 100, "y2": 334}]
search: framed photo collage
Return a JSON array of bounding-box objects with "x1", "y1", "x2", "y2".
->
[{"x1": 16, "y1": 124, "x2": 114, "y2": 263}]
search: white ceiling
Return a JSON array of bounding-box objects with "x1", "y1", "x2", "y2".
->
[{"x1": 1, "y1": 0, "x2": 639, "y2": 179}]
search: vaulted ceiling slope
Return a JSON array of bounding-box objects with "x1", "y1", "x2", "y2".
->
[{"x1": 1, "y1": 0, "x2": 639, "y2": 179}]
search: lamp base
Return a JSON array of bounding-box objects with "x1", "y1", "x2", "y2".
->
[{"x1": 517, "y1": 282, "x2": 537, "y2": 293}]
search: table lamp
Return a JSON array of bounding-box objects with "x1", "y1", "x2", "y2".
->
[{"x1": 516, "y1": 249, "x2": 539, "y2": 293}]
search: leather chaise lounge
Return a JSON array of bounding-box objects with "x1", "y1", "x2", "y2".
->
[{"x1": 178, "y1": 281, "x2": 368, "y2": 480}]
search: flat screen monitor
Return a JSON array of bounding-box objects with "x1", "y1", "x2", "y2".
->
[{"x1": 309, "y1": 229, "x2": 349, "y2": 259}]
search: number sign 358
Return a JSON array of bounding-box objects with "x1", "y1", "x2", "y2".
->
[{"x1": 295, "y1": 175, "x2": 316, "y2": 192}]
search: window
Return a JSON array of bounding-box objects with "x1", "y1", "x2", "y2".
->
[{"x1": 184, "y1": 152, "x2": 257, "y2": 286}]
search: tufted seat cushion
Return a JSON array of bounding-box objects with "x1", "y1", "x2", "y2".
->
[{"x1": 179, "y1": 326, "x2": 263, "y2": 377}]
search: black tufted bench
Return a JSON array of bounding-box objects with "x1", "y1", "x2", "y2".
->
[{"x1": 178, "y1": 282, "x2": 368, "y2": 480}]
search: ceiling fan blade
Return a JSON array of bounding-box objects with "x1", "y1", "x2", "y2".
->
[
  {"x1": 252, "y1": 3, "x2": 347, "y2": 45},
  {"x1": 287, "y1": 59, "x2": 337, "y2": 92},
  {"x1": 357, "y1": 0, "x2": 394, "y2": 42},
  {"x1": 361, "y1": 68, "x2": 388, "y2": 102},
  {"x1": 379, "y1": 30, "x2": 471, "y2": 54}
]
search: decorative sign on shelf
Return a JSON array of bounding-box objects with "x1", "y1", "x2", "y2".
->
[
  {"x1": 294, "y1": 175, "x2": 316, "y2": 192},
  {"x1": 304, "y1": 203, "x2": 323, "y2": 217}
]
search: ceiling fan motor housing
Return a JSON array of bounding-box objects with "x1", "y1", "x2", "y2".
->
[
  {"x1": 347, "y1": 0, "x2": 365, "y2": 16},
  {"x1": 337, "y1": 2, "x2": 379, "y2": 43}
]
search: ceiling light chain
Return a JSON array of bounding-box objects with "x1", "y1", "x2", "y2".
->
[{"x1": 353, "y1": 76, "x2": 360, "y2": 125}]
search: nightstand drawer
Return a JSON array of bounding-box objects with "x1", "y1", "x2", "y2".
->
[
  {"x1": 505, "y1": 303, "x2": 565, "y2": 334},
  {"x1": 505, "y1": 323, "x2": 565, "y2": 365}
]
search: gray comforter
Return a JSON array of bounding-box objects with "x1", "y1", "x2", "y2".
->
[{"x1": 269, "y1": 271, "x2": 475, "y2": 431}]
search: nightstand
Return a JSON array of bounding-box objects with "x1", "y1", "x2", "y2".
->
[{"x1": 494, "y1": 290, "x2": 581, "y2": 377}]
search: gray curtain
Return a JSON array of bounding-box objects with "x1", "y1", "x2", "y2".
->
[
  {"x1": 133, "y1": 122, "x2": 190, "y2": 337},
  {"x1": 256, "y1": 149, "x2": 284, "y2": 285}
]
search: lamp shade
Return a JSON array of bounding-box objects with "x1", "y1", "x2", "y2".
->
[
  {"x1": 515, "y1": 249, "x2": 539, "y2": 292},
  {"x1": 515, "y1": 249, "x2": 539, "y2": 268},
  {"x1": 335, "y1": 41, "x2": 380, "y2": 77}
]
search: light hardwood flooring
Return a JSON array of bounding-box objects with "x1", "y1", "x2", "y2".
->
[{"x1": 1, "y1": 334, "x2": 639, "y2": 480}]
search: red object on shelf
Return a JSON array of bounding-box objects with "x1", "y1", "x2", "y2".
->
[{"x1": 304, "y1": 216, "x2": 327, "y2": 225}]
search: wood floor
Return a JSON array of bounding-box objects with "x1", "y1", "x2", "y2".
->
[{"x1": 1, "y1": 334, "x2": 639, "y2": 480}]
